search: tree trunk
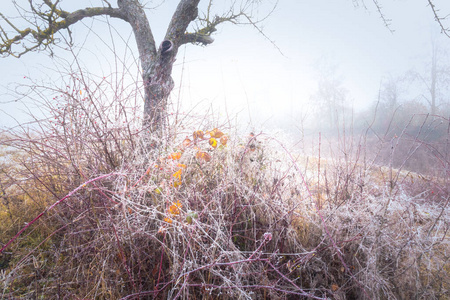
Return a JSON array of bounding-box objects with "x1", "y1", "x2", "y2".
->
[
  {"x1": 118, "y1": 0, "x2": 200, "y2": 133},
  {"x1": 143, "y1": 44, "x2": 176, "y2": 131}
]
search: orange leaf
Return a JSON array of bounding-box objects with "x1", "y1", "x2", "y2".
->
[
  {"x1": 169, "y1": 205, "x2": 180, "y2": 215},
  {"x1": 169, "y1": 200, "x2": 182, "y2": 215},
  {"x1": 196, "y1": 151, "x2": 211, "y2": 162},
  {"x1": 182, "y1": 138, "x2": 192, "y2": 148},
  {"x1": 213, "y1": 130, "x2": 224, "y2": 138},
  {"x1": 164, "y1": 217, "x2": 173, "y2": 223},
  {"x1": 177, "y1": 163, "x2": 187, "y2": 169},
  {"x1": 193, "y1": 130, "x2": 204, "y2": 140},
  {"x1": 169, "y1": 152, "x2": 182, "y2": 160},
  {"x1": 220, "y1": 135, "x2": 228, "y2": 146},
  {"x1": 209, "y1": 138, "x2": 218, "y2": 148}
]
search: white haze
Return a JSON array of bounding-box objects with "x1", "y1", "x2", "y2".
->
[{"x1": 0, "y1": 0, "x2": 449, "y2": 131}]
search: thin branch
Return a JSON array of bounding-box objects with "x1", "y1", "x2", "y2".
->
[
  {"x1": 427, "y1": 0, "x2": 450, "y2": 38},
  {"x1": 0, "y1": 5, "x2": 127, "y2": 57},
  {"x1": 243, "y1": 13, "x2": 284, "y2": 56},
  {"x1": 372, "y1": 0, "x2": 394, "y2": 33}
]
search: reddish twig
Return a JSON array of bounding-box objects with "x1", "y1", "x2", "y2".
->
[{"x1": 0, "y1": 172, "x2": 125, "y2": 254}]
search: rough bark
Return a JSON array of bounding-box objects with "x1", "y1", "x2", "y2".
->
[
  {"x1": 144, "y1": 0, "x2": 201, "y2": 131},
  {"x1": 118, "y1": 0, "x2": 205, "y2": 132},
  {"x1": 117, "y1": 0, "x2": 161, "y2": 130}
]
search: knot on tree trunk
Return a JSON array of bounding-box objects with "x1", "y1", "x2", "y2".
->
[{"x1": 160, "y1": 40, "x2": 173, "y2": 55}]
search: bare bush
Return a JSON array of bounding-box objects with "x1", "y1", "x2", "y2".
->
[{"x1": 1, "y1": 64, "x2": 449, "y2": 299}]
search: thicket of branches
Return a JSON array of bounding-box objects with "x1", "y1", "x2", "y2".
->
[
  {"x1": 0, "y1": 57, "x2": 449, "y2": 298},
  {"x1": 0, "y1": 1, "x2": 449, "y2": 299}
]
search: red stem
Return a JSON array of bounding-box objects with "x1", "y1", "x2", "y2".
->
[{"x1": 0, "y1": 172, "x2": 124, "y2": 254}]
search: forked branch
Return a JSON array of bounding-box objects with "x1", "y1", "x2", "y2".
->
[{"x1": 0, "y1": 2, "x2": 127, "y2": 57}]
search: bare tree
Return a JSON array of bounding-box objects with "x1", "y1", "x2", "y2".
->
[
  {"x1": 412, "y1": 40, "x2": 450, "y2": 115},
  {"x1": 380, "y1": 74, "x2": 404, "y2": 114},
  {"x1": 310, "y1": 61, "x2": 349, "y2": 132},
  {"x1": 0, "y1": 0, "x2": 272, "y2": 133}
]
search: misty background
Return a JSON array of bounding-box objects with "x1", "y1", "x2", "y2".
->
[{"x1": 1, "y1": 0, "x2": 449, "y2": 137}]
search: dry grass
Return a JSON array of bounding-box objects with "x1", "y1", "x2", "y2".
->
[
  {"x1": 1, "y1": 125, "x2": 449, "y2": 299},
  {"x1": 0, "y1": 68, "x2": 449, "y2": 299}
]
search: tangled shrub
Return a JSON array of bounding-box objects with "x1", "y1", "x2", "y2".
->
[
  {"x1": 2, "y1": 120, "x2": 450, "y2": 299},
  {"x1": 1, "y1": 67, "x2": 449, "y2": 298}
]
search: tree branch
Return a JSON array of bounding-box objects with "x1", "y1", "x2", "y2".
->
[
  {"x1": 372, "y1": 0, "x2": 394, "y2": 33},
  {"x1": 0, "y1": 4, "x2": 127, "y2": 57},
  {"x1": 117, "y1": 0, "x2": 157, "y2": 73},
  {"x1": 178, "y1": 9, "x2": 243, "y2": 46},
  {"x1": 180, "y1": 32, "x2": 214, "y2": 45},
  {"x1": 164, "y1": 0, "x2": 200, "y2": 45},
  {"x1": 427, "y1": 0, "x2": 450, "y2": 38},
  {"x1": 179, "y1": 0, "x2": 280, "y2": 55}
]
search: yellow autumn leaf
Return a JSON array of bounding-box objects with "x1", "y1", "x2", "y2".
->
[
  {"x1": 173, "y1": 180, "x2": 182, "y2": 188},
  {"x1": 209, "y1": 138, "x2": 218, "y2": 148},
  {"x1": 173, "y1": 169, "x2": 182, "y2": 180},
  {"x1": 164, "y1": 217, "x2": 173, "y2": 223}
]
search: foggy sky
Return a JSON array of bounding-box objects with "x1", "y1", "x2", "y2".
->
[{"x1": 1, "y1": 0, "x2": 449, "y2": 129}]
